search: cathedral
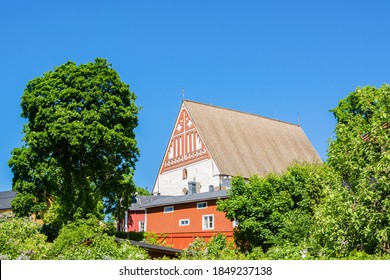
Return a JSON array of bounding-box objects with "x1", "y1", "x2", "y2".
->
[{"x1": 152, "y1": 100, "x2": 321, "y2": 196}]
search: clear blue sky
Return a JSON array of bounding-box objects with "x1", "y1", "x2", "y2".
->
[{"x1": 1, "y1": 0, "x2": 389, "y2": 192}]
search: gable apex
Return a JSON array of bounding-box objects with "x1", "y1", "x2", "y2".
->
[{"x1": 159, "y1": 103, "x2": 212, "y2": 174}]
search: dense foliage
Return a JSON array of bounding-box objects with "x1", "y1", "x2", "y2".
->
[
  {"x1": 328, "y1": 85, "x2": 389, "y2": 186},
  {"x1": 9, "y1": 58, "x2": 139, "y2": 225},
  {"x1": 217, "y1": 163, "x2": 338, "y2": 253},
  {"x1": 0, "y1": 213, "x2": 147, "y2": 260},
  {"x1": 49, "y1": 216, "x2": 148, "y2": 260},
  {"x1": 180, "y1": 234, "x2": 245, "y2": 260},
  {"x1": 218, "y1": 84, "x2": 390, "y2": 259},
  {"x1": 314, "y1": 85, "x2": 390, "y2": 258},
  {"x1": 0, "y1": 213, "x2": 51, "y2": 260}
]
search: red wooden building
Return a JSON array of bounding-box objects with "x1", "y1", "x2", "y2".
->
[
  {"x1": 144, "y1": 189, "x2": 234, "y2": 250},
  {"x1": 120, "y1": 196, "x2": 168, "y2": 233}
]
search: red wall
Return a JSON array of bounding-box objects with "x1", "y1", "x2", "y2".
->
[
  {"x1": 127, "y1": 210, "x2": 145, "y2": 232},
  {"x1": 146, "y1": 199, "x2": 234, "y2": 249}
]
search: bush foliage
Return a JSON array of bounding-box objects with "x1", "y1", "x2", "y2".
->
[{"x1": 0, "y1": 214, "x2": 147, "y2": 260}]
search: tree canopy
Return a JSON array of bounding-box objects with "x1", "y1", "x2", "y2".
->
[
  {"x1": 314, "y1": 85, "x2": 390, "y2": 257},
  {"x1": 328, "y1": 84, "x2": 389, "y2": 186},
  {"x1": 218, "y1": 84, "x2": 390, "y2": 259},
  {"x1": 217, "y1": 163, "x2": 336, "y2": 253},
  {"x1": 9, "y1": 58, "x2": 140, "y2": 225}
]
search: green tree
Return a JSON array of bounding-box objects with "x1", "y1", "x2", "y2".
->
[
  {"x1": 218, "y1": 163, "x2": 335, "y2": 252},
  {"x1": 328, "y1": 84, "x2": 389, "y2": 186},
  {"x1": 9, "y1": 58, "x2": 140, "y2": 225},
  {"x1": 135, "y1": 186, "x2": 151, "y2": 196},
  {"x1": 312, "y1": 180, "x2": 390, "y2": 258},
  {"x1": 313, "y1": 85, "x2": 390, "y2": 257}
]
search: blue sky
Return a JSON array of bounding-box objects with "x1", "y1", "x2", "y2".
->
[{"x1": 1, "y1": 0, "x2": 389, "y2": 192}]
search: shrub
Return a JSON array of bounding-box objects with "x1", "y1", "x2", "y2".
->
[{"x1": 0, "y1": 214, "x2": 51, "y2": 260}]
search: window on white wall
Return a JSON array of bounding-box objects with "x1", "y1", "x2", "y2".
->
[
  {"x1": 202, "y1": 214, "x2": 214, "y2": 230},
  {"x1": 182, "y1": 168, "x2": 188, "y2": 180}
]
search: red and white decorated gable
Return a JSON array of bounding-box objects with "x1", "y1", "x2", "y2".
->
[{"x1": 161, "y1": 105, "x2": 211, "y2": 174}]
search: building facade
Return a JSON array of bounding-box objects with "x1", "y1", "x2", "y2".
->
[
  {"x1": 123, "y1": 99, "x2": 322, "y2": 249},
  {"x1": 120, "y1": 196, "x2": 168, "y2": 232},
  {"x1": 153, "y1": 100, "x2": 321, "y2": 196},
  {"x1": 144, "y1": 190, "x2": 233, "y2": 250}
]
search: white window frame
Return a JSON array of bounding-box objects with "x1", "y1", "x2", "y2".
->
[
  {"x1": 197, "y1": 202, "x2": 208, "y2": 209},
  {"x1": 139, "y1": 221, "x2": 145, "y2": 232},
  {"x1": 202, "y1": 214, "x2": 214, "y2": 230},
  {"x1": 179, "y1": 219, "x2": 190, "y2": 227},
  {"x1": 164, "y1": 206, "x2": 174, "y2": 213}
]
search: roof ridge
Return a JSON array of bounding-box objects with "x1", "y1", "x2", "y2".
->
[{"x1": 183, "y1": 99, "x2": 300, "y2": 127}]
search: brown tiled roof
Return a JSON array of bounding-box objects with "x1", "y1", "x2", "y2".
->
[{"x1": 184, "y1": 100, "x2": 321, "y2": 178}]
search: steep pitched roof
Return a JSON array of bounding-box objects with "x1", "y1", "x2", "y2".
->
[
  {"x1": 184, "y1": 100, "x2": 321, "y2": 178},
  {"x1": 0, "y1": 191, "x2": 16, "y2": 210}
]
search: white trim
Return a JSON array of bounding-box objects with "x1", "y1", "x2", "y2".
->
[
  {"x1": 139, "y1": 221, "x2": 145, "y2": 232},
  {"x1": 164, "y1": 206, "x2": 174, "y2": 213},
  {"x1": 202, "y1": 214, "x2": 214, "y2": 230},
  {"x1": 197, "y1": 202, "x2": 208, "y2": 209},
  {"x1": 179, "y1": 219, "x2": 190, "y2": 227},
  {"x1": 124, "y1": 211, "x2": 128, "y2": 232},
  {"x1": 144, "y1": 209, "x2": 147, "y2": 232}
]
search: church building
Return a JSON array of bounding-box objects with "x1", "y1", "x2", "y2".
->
[{"x1": 152, "y1": 100, "x2": 320, "y2": 196}]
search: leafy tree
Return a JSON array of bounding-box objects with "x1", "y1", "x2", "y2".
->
[
  {"x1": 312, "y1": 180, "x2": 390, "y2": 258},
  {"x1": 135, "y1": 186, "x2": 151, "y2": 196},
  {"x1": 9, "y1": 58, "x2": 140, "y2": 225},
  {"x1": 218, "y1": 163, "x2": 336, "y2": 252},
  {"x1": 328, "y1": 84, "x2": 389, "y2": 186},
  {"x1": 313, "y1": 85, "x2": 390, "y2": 257}
]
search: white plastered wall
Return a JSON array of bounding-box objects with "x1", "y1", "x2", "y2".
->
[{"x1": 153, "y1": 158, "x2": 221, "y2": 196}]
